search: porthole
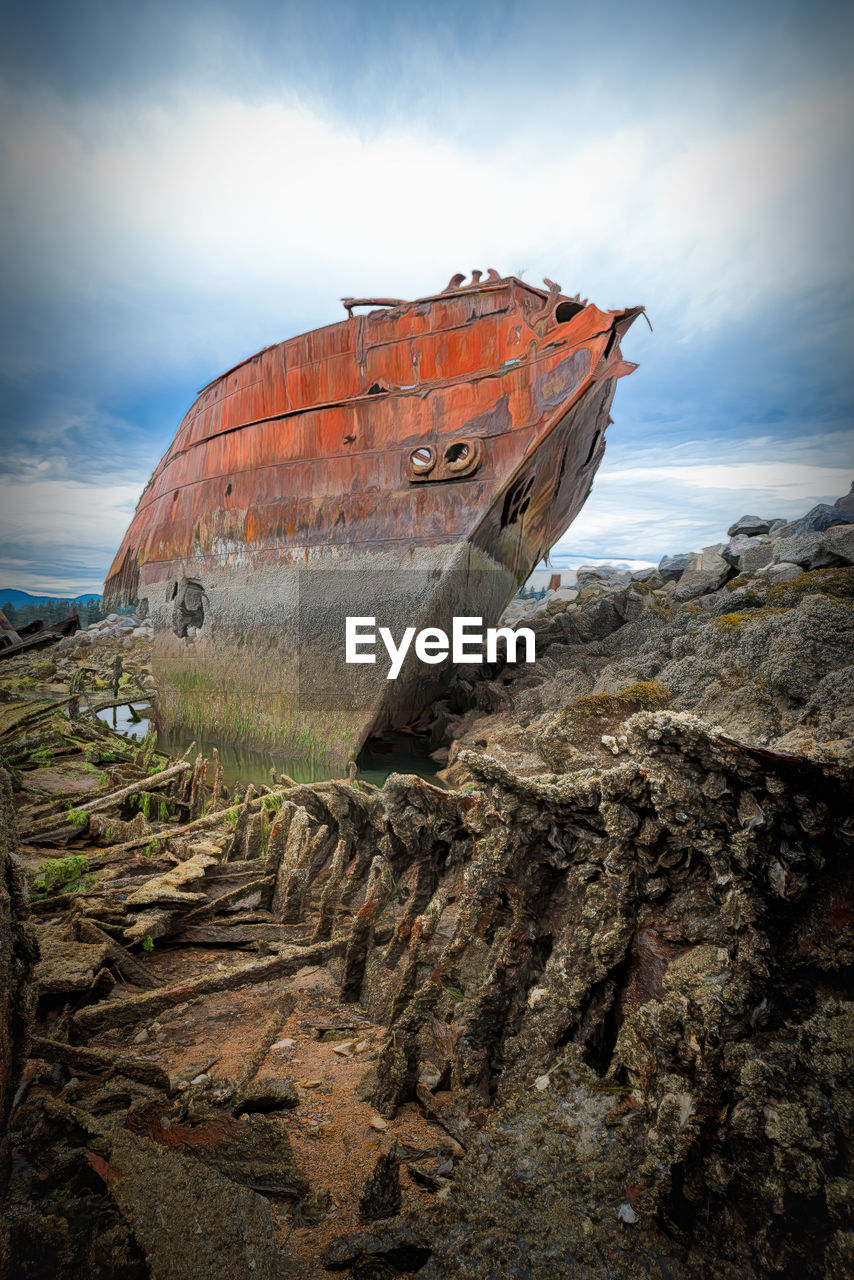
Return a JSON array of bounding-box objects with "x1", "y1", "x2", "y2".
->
[
  {"x1": 555, "y1": 300, "x2": 585, "y2": 323},
  {"x1": 445, "y1": 441, "x2": 471, "y2": 469},
  {"x1": 408, "y1": 437, "x2": 483, "y2": 481},
  {"x1": 410, "y1": 445, "x2": 436, "y2": 475},
  {"x1": 443, "y1": 437, "x2": 483, "y2": 475}
]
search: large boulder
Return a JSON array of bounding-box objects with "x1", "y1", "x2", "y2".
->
[
  {"x1": 94, "y1": 1129, "x2": 277, "y2": 1280},
  {"x1": 560, "y1": 595, "x2": 625, "y2": 643},
  {"x1": 771, "y1": 523, "x2": 854, "y2": 570},
  {"x1": 658, "y1": 552, "x2": 694, "y2": 582},
  {"x1": 722, "y1": 534, "x2": 772, "y2": 571},
  {"x1": 834, "y1": 482, "x2": 854, "y2": 514},
  {"x1": 727, "y1": 514, "x2": 781, "y2": 537},
  {"x1": 775, "y1": 503, "x2": 853, "y2": 538},
  {"x1": 673, "y1": 548, "x2": 732, "y2": 601},
  {"x1": 823, "y1": 521, "x2": 854, "y2": 564},
  {"x1": 760, "y1": 561, "x2": 803, "y2": 585},
  {"x1": 575, "y1": 565, "x2": 633, "y2": 588}
]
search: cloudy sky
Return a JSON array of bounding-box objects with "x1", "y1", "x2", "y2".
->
[{"x1": 1, "y1": 0, "x2": 852, "y2": 595}]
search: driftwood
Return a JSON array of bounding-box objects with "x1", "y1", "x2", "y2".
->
[
  {"x1": 174, "y1": 923, "x2": 294, "y2": 945},
  {"x1": 80, "y1": 761, "x2": 191, "y2": 815},
  {"x1": 186, "y1": 876, "x2": 273, "y2": 919},
  {"x1": 0, "y1": 696, "x2": 77, "y2": 744},
  {"x1": 235, "y1": 993, "x2": 296, "y2": 1089},
  {"x1": 25, "y1": 762, "x2": 192, "y2": 845},
  {"x1": 76, "y1": 918, "x2": 159, "y2": 988},
  {"x1": 72, "y1": 940, "x2": 343, "y2": 1036},
  {"x1": 30, "y1": 1035, "x2": 171, "y2": 1092},
  {"x1": 84, "y1": 693, "x2": 147, "y2": 716},
  {"x1": 77, "y1": 788, "x2": 293, "y2": 860}
]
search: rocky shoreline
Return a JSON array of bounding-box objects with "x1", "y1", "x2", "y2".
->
[
  {"x1": 1, "y1": 487, "x2": 853, "y2": 1279},
  {"x1": 437, "y1": 484, "x2": 854, "y2": 782}
]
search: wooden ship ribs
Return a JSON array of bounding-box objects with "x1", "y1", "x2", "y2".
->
[{"x1": 104, "y1": 271, "x2": 643, "y2": 767}]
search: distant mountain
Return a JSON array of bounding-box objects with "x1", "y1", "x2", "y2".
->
[{"x1": 0, "y1": 589, "x2": 102, "y2": 610}]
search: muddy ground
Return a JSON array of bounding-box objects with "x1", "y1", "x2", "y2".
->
[{"x1": 1, "y1": 497, "x2": 853, "y2": 1279}]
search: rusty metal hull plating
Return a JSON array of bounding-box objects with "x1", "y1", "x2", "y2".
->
[{"x1": 105, "y1": 275, "x2": 641, "y2": 767}]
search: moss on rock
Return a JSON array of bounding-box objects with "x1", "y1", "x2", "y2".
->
[
  {"x1": 767, "y1": 566, "x2": 854, "y2": 607},
  {"x1": 568, "y1": 680, "x2": 672, "y2": 719}
]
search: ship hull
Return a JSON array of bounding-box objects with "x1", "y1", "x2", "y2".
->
[{"x1": 106, "y1": 276, "x2": 640, "y2": 769}]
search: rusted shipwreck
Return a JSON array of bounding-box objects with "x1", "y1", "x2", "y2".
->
[{"x1": 104, "y1": 272, "x2": 642, "y2": 767}]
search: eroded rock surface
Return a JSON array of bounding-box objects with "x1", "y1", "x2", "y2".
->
[{"x1": 437, "y1": 565, "x2": 854, "y2": 784}]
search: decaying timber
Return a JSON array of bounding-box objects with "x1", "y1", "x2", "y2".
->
[
  {"x1": 0, "y1": 606, "x2": 79, "y2": 661},
  {"x1": 5, "y1": 489, "x2": 853, "y2": 1278},
  {"x1": 104, "y1": 272, "x2": 642, "y2": 767},
  {"x1": 5, "y1": 700, "x2": 853, "y2": 1278},
  {"x1": 0, "y1": 769, "x2": 37, "y2": 1275}
]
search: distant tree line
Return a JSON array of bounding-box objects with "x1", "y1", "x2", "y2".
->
[{"x1": 1, "y1": 598, "x2": 107, "y2": 631}]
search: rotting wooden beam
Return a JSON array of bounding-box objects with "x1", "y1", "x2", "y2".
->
[
  {"x1": 30, "y1": 1036, "x2": 171, "y2": 1092},
  {"x1": 71, "y1": 939, "x2": 343, "y2": 1036}
]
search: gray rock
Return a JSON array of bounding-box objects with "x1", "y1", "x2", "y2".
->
[
  {"x1": 741, "y1": 542, "x2": 773, "y2": 571},
  {"x1": 236, "y1": 1076, "x2": 299, "y2": 1113},
  {"x1": 575, "y1": 565, "x2": 633, "y2": 587},
  {"x1": 834, "y1": 482, "x2": 854, "y2": 514},
  {"x1": 762, "y1": 562, "x2": 803, "y2": 585},
  {"x1": 727, "y1": 515, "x2": 779, "y2": 537},
  {"x1": 100, "y1": 1129, "x2": 277, "y2": 1280},
  {"x1": 775, "y1": 504, "x2": 853, "y2": 538},
  {"x1": 658, "y1": 553, "x2": 694, "y2": 582},
  {"x1": 324, "y1": 1218, "x2": 432, "y2": 1271},
  {"x1": 631, "y1": 567, "x2": 660, "y2": 582},
  {"x1": 544, "y1": 588, "x2": 578, "y2": 611},
  {"x1": 359, "y1": 1142, "x2": 402, "y2": 1222},
  {"x1": 822, "y1": 521, "x2": 854, "y2": 565},
  {"x1": 673, "y1": 550, "x2": 732, "y2": 602},
  {"x1": 770, "y1": 529, "x2": 849, "y2": 570},
  {"x1": 723, "y1": 534, "x2": 772, "y2": 571},
  {"x1": 561, "y1": 596, "x2": 624, "y2": 643}
]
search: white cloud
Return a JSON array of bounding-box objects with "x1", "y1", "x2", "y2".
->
[
  {"x1": 0, "y1": 478, "x2": 140, "y2": 595},
  {"x1": 555, "y1": 437, "x2": 852, "y2": 560},
  {"x1": 1, "y1": 78, "x2": 850, "y2": 386}
]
